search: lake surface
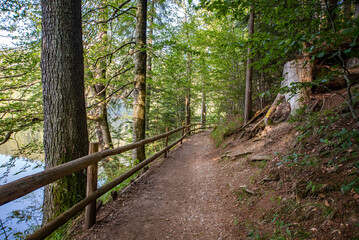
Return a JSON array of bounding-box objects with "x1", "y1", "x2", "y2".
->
[
  {"x1": 0, "y1": 154, "x2": 44, "y2": 240},
  {"x1": 0, "y1": 154, "x2": 131, "y2": 239},
  {"x1": 0, "y1": 101, "x2": 132, "y2": 239}
]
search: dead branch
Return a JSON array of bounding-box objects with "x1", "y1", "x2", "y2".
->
[
  {"x1": 311, "y1": 81, "x2": 358, "y2": 121},
  {"x1": 0, "y1": 119, "x2": 42, "y2": 146},
  {"x1": 0, "y1": 131, "x2": 13, "y2": 145},
  {"x1": 0, "y1": 80, "x2": 41, "y2": 92},
  {"x1": 83, "y1": 2, "x2": 132, "y2": 18},
  {"x1": 0, "y1": 72, "x2": 29, "y2": 80},
  {"x1": 86, "y1": 82, "x2": 134, "y2": 109},
  {"x1": 93, "y1": 42, "x2": 135, "y2": 67},
  {"x1": 0, "y1": 99, "x2": 41, "y2": 103},
  {"x1": 84, "y1": 0, "x2": 136, "y2": 25},
  {"x1": 121, "y1": 89, "x2": 134, "y2": 99},
  {"x1": 93, "y1": 65, "x2": 134, "y2": 98},
  {"x1": 223, "y1": 105, "x2": 270, "y2": 138},
  {"x1": 92, "y1": 7, "x2": 137, "y2": 24}
]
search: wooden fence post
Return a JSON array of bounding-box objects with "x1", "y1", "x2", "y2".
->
[
  {"x1": 164, "y1": 127, "x2": 169, "y2": 158},
  {"x1": 85, "y1": 142, "x2": 99, "y2": 230},
  {"x1": 180, "y1": 125, "x2": 185, "y2": 144}
]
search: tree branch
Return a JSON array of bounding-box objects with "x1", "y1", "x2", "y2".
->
[
  {"x1": 83, "y1": 0, "x2": 136, "y2": 25},
  {"x1": 87, "y1": 115, "x2": 101, "y2": 122},
  {"x1": 0, "y1": 80, "x2": 41, "y2": 92},
  {"x1": 94, "y1": 65, "x2": 134, "y2": 97},
  {"x1": 88, "y1": 7, "x2": 137, "y2": 24},
  {"x1": 93, "y1": 42, "x2": 135, "y2": 67},
  {"x1": 87, "y1": 81, "x2": 134, "y2": 109},
  {"x1": 0, "y1": 72, "x2": 29, "y2": 80},
  {"x1": 0, "y1": 119, "x2": 42, "y2": 146}
]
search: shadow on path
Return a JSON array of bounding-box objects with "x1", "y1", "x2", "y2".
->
[{"x1": 76, "y1": 130, "x2": 238, "y2": 240}]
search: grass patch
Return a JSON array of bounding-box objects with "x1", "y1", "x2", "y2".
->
[{"x1": 211, "y1": 115, "x2": 243, "y2": 147}]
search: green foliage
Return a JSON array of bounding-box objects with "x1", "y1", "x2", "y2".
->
[
  {"x1": 283, "y1": 106, "x2": 359, "y2": 197},
  {"x1": 211, "y1": 116, "x2": 243, "y2": 147},
  {"x1": 342, "y1": 161, "x2": 359, "y2": 194},
  {"x1": 342, "y1": 179, "x2": 359, "y2": 194},
  {"x1": 305, "y1": 181, "x2": 324, "y2": 194},
  {"x1": 278, "y1": 152, "x2": 319, "y2": 167},
  {"x1": 246, "y1": 219, "x2": 311, "y2": 240},
  {"x1": 1, "y1": 0, "x2": 359, "y2": 237}
]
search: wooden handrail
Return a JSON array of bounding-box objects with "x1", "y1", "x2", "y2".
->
[
  {"x1": 0, "y1": 124, "x2": 209, "y2": 240},
  {"x1": 26, "y1": 130, "x2": 191, "y2": 240},
  {"x1": 0, "y1": 125, "x2": 187, "y2": 206}
]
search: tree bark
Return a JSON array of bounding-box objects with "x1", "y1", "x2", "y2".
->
[
  {"x1": 183, "y1": 6, "x2": 191, "y2": 130},
  {"x1": 94, "y1": 83, "x2": 113, "y2": 150},
  {"x1": 93, "y1": 8, "x2": 113, "y2": 150},
  {"x1": 201, "y1": 85, "x2": 206, "y2": 128},
  {"x1": 244, "y1": 6, "x2": 254, "y2": 124},
  {"x1": 146, "y1": 0, "x2": 155, "y2": 131},
  {"x1": 343, "y1": 0, "x2": 352, "y2": 21},
  {"x1": 185, "y1": 53, "x2": 191, "y2": 128},
  {"x1": 132, "y1": 0, "x2": 147, "y2": 163},
  {"x1": 41, "y1": 0, "x2": 89, "y2": 223}
]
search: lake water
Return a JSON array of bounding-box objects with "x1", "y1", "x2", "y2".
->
[
  {"x1": 0, "y1": 153, "x2": 131, "y2": 239},
  {"x1": 0, "y1": 101, "x2": 132, "y2": 239},
  {"x1": 0, "y1": 154, "x2": 44, "y2": 240}
]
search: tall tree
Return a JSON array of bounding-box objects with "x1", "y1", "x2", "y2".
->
[
  {"x1": 146, "y1": 0, "x2": 155, "y2": 131},
  {"x1": 201, "y1": 81, "x2": 206, "y2": 127},
  {"x1": 244, "y1": 5, "x2": 254, "y2": 124},
  {"x1": 132, "y1": 0, "x2": 147, "y2": 162},
  {"x1": 92, "y1": 7, "x2": 113, "y2": 150},
  {"x1": 41, "y1": 0, "x2": 89, "y2": 223},
  {"x1": 184, "y1": 2, "x2": 192, "y2": 129}
]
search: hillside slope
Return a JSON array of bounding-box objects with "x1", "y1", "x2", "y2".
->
[{"x1": 214, "y1": 92, "x2": 359, "y2": 239}]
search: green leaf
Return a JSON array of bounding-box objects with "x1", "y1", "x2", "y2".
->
[
  {"x1": 341, "y1": 27, "x2": 354, "y2": 34},
  {"x1": 343, "y1": 48, "x2": 352, "y2": 54},
  {"x1": 330, "y1": 51, "x2": 340, "y2": 58},
  {"x1": 342, "y1": 179, "x2": 359, "y2": 192},
  {"x1": 317, "y1": 52, "x2": 325, "y2": 58},
  {"x1": 354, "y1": 186, "x2": 359, "y2": 194}
]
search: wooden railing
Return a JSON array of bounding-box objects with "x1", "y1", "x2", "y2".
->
[{"x1": 0, "y1": 124, "x2": 206, "y2": 239}]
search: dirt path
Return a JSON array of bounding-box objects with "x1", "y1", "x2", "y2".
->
[{"x1": 76, "y1": 130, "x2": 239, "y2": 240}]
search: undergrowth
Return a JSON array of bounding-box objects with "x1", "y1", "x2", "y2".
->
[
  {"x1": 279, "y1": 106, "x2": 359, "y2": 193},
  {"x1": 241, "y1": 103, "x2": 359, "y2": 239},
  {"x1": 211, "y1": 115, "x2": 243, "y2": 147}
]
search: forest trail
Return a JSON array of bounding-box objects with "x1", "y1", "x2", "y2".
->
[{"x1": 76, "y1": 130, "x2": 240, "y2": 240}]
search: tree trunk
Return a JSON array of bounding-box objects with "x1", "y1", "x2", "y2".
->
[
  {"x1": 343, "y1": 0, "x2": 352, "y2": 21},
  {"x1": 259, "y1": 70, "x2": 264, "y2": 109},
  {"x1": 244, "y1": 6, "x2": 254, "y2": 124},
  {"x1": 201, "y1": 85, "x2": 206, "y2": 128},
  {"x1": 185, "y1": 53, "x2": 191, "y2": 128},
  {"x1": 132, "y1": 0, "x2": 147, "y2": 163},
  {"x1": 94, "y1": 83, "x2": 113, "y2": 150},
  {"x1": 146, "y1": 0, "x2": 155, "y2": 132},
  {"x1": 41, "y1": 0, "x2": 89, "y2": 223},
  {"x1": 93, "y1": 8, "x2": 113, "y2": 150},
  {"x1": 323, "y1": 0, "x2": 338, "y2": 29}
]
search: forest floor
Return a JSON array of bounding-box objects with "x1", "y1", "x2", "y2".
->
[{"x1": 73, "y1": 111, "x2": 359, "y2": 239}]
